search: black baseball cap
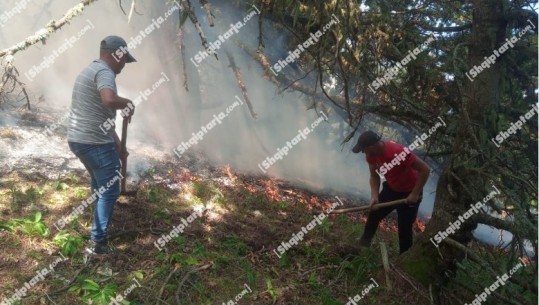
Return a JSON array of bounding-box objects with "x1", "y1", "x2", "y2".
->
[
  {"x1": 352, "y1": 131, "x2": 381, "y2": 153},
  {"x1": 100, "y1": 35, "x2": 137, "y2": 63}
]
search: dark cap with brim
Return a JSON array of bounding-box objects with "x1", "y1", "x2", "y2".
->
[
  {"x1": 100, "y1": 35, "x2": 137, "y2": 63},
  {"x1": 352, "y1": 130, "x2": 381, "y2": 153}
]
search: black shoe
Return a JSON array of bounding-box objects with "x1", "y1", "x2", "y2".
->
[
  {"x1": 85, "y1": 240, "x2": 118, "y2": 255},
  {"x1": 358, "y1": 238, "x2": 371, "y2": 248}
]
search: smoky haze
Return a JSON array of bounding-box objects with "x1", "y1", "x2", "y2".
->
[{"x1": 0, "y1": 0, "x2": 439, "y2": 220}]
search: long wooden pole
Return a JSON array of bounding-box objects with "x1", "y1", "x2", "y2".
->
[
  {"x1": 328, "y1": 199, "x2": 407, "y2": 214},
  {"x1": 120, "y1": 118, "x2": 128, "y2": 194}
]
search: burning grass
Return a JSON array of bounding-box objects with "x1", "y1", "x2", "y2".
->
[{"x1": 0, "y1": 158, "x2": 431, "y2": 305}]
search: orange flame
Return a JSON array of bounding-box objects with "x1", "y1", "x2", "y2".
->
[
  {"x1": 244, "y1": 183, "x2": 257, "y2": 193},
  {"x1": 414, "y1": 219, "x2": 427, "y2": 232},
  {"x1": 264, "y1": 179, "x2": 281, "y2": 201},
  {"x1": 518, "y1": 256, "x2": 531, "y2": 266},
  {"x1": 223, "y1": 165, "x2": 237, "y2": 183}
]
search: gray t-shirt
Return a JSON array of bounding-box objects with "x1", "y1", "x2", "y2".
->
[{"x1": 67, "y1": 59, "x2": 117, "y2": 144}]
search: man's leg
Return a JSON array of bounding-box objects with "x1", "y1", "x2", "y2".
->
[
  {"x1": 396, "y1": 196, "x2": 421, "y2": 254},
  {"x1": 88, "y1": 143, "x2": 121, "y2": 243},
  {"x1": 68, "y1": 142, "x2": 99, "y2": 192},
  {"x1": 68, "y1": 142, "x2": 120, "y2": 244},
  {"x1": 358, "y1": 182, "x2": 399, "y2": 246}
]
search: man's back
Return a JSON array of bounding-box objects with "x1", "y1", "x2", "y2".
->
[{"x1": 67, "y1": 59, "x2": 116, "y2": 144}]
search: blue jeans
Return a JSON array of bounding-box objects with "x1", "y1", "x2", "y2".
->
[{"x1": 68, "y1": 141, "x2": 121, "y2": 243}]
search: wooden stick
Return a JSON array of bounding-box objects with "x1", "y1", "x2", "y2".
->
[
  {"x1": 379, "y1": 241, "x2": 392, "y2": 291},
  {"x1": 120, "y1": 118, "x2": 128, "y2": 194},
  {"x1": 328, "y1": 199, "x2": 407, "y2": 214}
]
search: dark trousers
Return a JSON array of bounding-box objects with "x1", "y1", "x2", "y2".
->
[{"x1": 359, "y1": 182, "x2": 421, "y2": 254}]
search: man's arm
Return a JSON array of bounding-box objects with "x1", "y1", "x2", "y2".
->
[
  {"x1": 406, "y1": 157, "x2": 430, "y2": 203},
  {"x1": 100, "y1": 88, "x2": 134, "y2": 113},
  {"x1": 368, "y1": 163, "x2": 381, "y2": 206}
]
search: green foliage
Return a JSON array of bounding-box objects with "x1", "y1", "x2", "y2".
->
[
  {"x1": 144, "y1": 166, "x2": 156, "y2": 178},
  {"x1": 242, "y1": 261, "x2": 257, "y2": 289},
  {"x1": 153, "y1": 208, "x2": 170, "y2": 219},
  {"x1": 264, "y1": 278, "x2": 277, "y2": 303},
  {"x1": 277, "y1": 200, "x2": 290, "y2": 209},
  {"x1": 277, "y1": 253, "x2": 290, "y2": 267},
  {"x1": 69, "y1": 279, "x2": 119, "y2": 305},
  {"x1": 192, "y1": 181, "x2": 223, "y2": 203},
  {"x1": 305, "y1": 246, "x2": 328, "y2": 265},
  {"x1": 340, "y1": 251, "x2": 378, "y2": 283},
  {"x1": 318, "y1": 217, "x2": 332, "y2": 235},
  {"x1": 8, "y1": 184, "x2": 25, "y2": 211},
  {"x1": 51, "y1": 180, "x2": 69, "y2": 191},
  {"x1": 0, "y1": 212, "x2": 49, "y2": 237},
  {"x1": 145, "y1": 185, "x2": 160, "y2": 203},
  {"x1": 25, "y1": 186, "x2": 44, "y2": 204},
  {"x1": 169, "y1": 252, "x2": 198, "y2": 266},
  {"x1": 218, "y1": 235, "x2": 248, "y2": 256},
  {"x1": 74, "y1": 188, "x2": 88, "y2": 199},
  {"x1": 192, "y1": 240, "x2": 207, "y2": 258},
  {"x1": 53, "y1": 232, "x2": 84, "y2": 257}
]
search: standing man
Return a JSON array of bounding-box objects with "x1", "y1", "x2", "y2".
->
[
  {"x1": 352, "y1": 131, "x2": 430, "y2": 254},
  {"x1": 67, "y1": 36, "x2": 136, "y2": 254}
]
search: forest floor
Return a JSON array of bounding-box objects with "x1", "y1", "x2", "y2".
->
[{"x1": 0, "y1": 109, "x2": 431, "y2": 305}]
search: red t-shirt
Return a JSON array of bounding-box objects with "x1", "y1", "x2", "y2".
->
[{"x1": 366, "y1": 141, "x2": 418, "y2": 192}]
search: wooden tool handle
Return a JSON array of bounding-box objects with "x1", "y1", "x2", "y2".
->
[
  {"x1": 120, "y1": 118, "x2": 128, "y2": 193},
  {"x1": 328, "y1": 199, "x2": 407, "y2": 214}
]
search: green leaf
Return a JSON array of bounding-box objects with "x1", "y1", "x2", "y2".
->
[
  {"x1": 134, "y1": 271, "x2": 144, "y2": 279},
  {"x1": 33, "y1": 211, "x2": 42, "y2": 222},
  {"x1": 0, "y1": 223, "x2": 14, "y2": 231},
  {"x1": 81, "y1": 279, "x2": 100, "y2": 291}
]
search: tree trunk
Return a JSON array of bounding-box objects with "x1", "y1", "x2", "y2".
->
[{"x1": 396, "y1": 0, "x2": 506, "y2": 302}]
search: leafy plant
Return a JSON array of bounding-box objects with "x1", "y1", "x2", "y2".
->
[
  {"x1": 0, "y1": 212, "x2": 49, "y2": 237},
  {"x1": 169, "y1": 252, "x2": 198, "y2": 266},
  {"x1": 192, "y1": 240, "x2": 207, "y2": 258},
  {"x1": 51, "y1": 180, "x2": 69, "y2": 191},
  {"x1": 305, "y1": 246, "x2": 328, "y2": 265},
  {"x1": 145, "y1": 186, "x2": 160, "y2": 203},
  {"x1": 8, "y1": 184, "x2": 25, "y2": 211},
  {"x1": 341, "y1": 251, "x2": 378, "y2": 283},
  {"x1": 318, "y1": 217, "x2": 332, "y2": 235},
  {"x1": 265, "y1": 278, "x2": 277, "y2": 303},
  {"x1": 153, "y1": 208, "x2": 170, "y2": 219},
  {"x1": 67, "y1": 174, "x2": 80, "y2": 184},
  {"x1": 242, "y1": 261, "x2": 257, "y2": 288},
  {"x1": 25, "y1": 186, "x2": 44, "y2": 205},
  {"x1": 144, "y1": 166, "x2": 156, "y2": 179},
  {"x1": 218, "y1": 235, "x2": 248, "y2": 256},
  {"x1": 277, "y1": 200, "x2": 290, "y2": 209},
  {"x1": 74, "y1": 188, "x2": 88, "y2": 199},
  {"x1": 53, "y1": 232, "x2": 84, "y2": 257},
  {"x1": 277, "y1": 253, "x2": 290, "y2": 267},
  {"x1": 69, "y1": 279, "x2": 118, "y2": 305},
  {"x1": 192, "y1": 181, "x2": 223, "y2": 202}
]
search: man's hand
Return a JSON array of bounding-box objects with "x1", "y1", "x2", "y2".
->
[
  {"x1": 120, "y1": 148, "x2": 129, "y2": 161},
  {"x1": 405, "y1": 192, "x2": 420, "y2": 205},
  {"x1": 125, "y1": 102, "x2": 135, "y2": 123},
  {"x1": 369, "y1": 196, "x2": 379, "y2": 210}
]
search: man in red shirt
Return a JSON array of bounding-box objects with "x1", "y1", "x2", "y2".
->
[{"x1": 352, "y1": 131, "x2": 430, "y2": 253}]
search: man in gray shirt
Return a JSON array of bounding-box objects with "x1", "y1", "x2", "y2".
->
[{"x1": 67, "y1": 35, "x2": 136, "y2": 254}]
